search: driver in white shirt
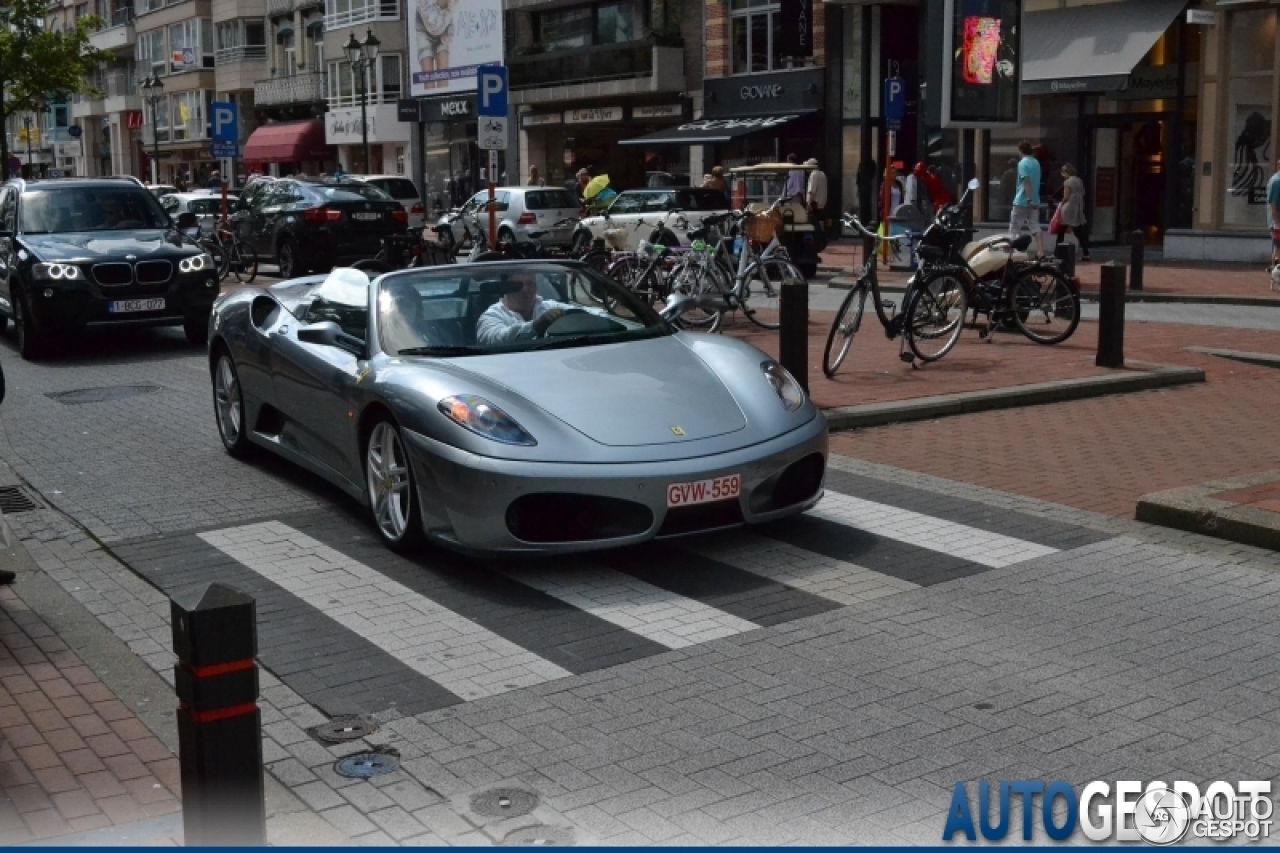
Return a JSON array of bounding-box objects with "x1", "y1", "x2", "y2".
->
[{"x1": 475, "y1": 272, "x2": 584, "y2": 345}]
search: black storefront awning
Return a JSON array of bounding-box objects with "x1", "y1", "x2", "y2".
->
[
  {"x1": 619, "y1": 112, "x2": 815, "y2": 146},
  {"x1": 1022, "y1": 0, "x2": 1186, "y2": 95}
]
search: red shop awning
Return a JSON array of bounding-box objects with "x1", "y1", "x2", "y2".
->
[{"x1": 241, "y1": 119, "x2": 333, "y2": 165}]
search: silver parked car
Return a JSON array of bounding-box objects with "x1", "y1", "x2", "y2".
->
[
  {"x1": 207, "y1": 261, "x2": 827, "y2": 556},
  {"x1": 573, "y1": 187, "x2": 731, "y2": 252},
  {"x1": 159, "y1": 192, "x2": 229, "y2": 234},
  {"x1": 437, "y1": 187, "x2": 580, "y2": 250}
]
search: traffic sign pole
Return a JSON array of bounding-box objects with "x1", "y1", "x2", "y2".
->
[{"x1": 476, "y1": 66, "x2": 509, "y2": 250}]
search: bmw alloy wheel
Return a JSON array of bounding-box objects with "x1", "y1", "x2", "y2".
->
[{"x1": 366, "y1": 421, "x2": 414, "y2": 543}]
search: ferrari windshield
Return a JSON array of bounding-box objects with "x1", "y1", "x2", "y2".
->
[{"x1": 377, "y1": 262, "x2": 668, "y2": 356}]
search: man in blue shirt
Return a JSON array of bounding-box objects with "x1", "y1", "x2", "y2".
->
[
  {"x1": 1267, "y1": 157, "x2": 1280, "y2": 277},
  {"x1": 1009, "y1": 140, "x2": 1044, "y2": 258}
]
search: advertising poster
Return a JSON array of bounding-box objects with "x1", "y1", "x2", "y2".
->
[
  {"x1": 408, "y1": 0, "x2": 504, "y2": 97},
  {"x1": 943, "y1": 0, "x2": 1021, "y2": 126},
  {"x1": 1223, "y1": 87, "x2": 1272, "y2": 227}
]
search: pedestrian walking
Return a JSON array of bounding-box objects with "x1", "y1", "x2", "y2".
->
[
  {"x1": 1056, "y1": 163, "x2": 1090, "y2": 261},
  {"x1": 206, "y1": 169, "x2": 222, "y2": 189},
  {"x1": 805, "y1": 158, "x2": 828, "y2": 235},
  {"x1": 527, "y1": 165, "x2": 544, "y2": 186},
  {"x1": 706, "y1": 165, "x2": 728, "y2": 193},
  {"x1": 783, "y1": 153, "x2": 806, "y2": 202},
  {"x1": 1009, "y1": 140, "x2": 1045, "y2": 258},
  {"x1": 1268, "y1": 157, "x2": 1280, "y2": 288}
]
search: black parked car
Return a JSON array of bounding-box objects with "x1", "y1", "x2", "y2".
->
[
  {"x1": 0, "y1": 176, "x2": 219, "y2": 359},
  {"x1": 229, "y1": 179, "x2": 406, "y2": 278}
]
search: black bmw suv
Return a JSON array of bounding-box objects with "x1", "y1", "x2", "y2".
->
[{"x1": 0, "y1": 176, "x2": 219, "y2": 359}]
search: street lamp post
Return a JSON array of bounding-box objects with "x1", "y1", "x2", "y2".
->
[
  {"x1": 344, "y1": 28, "x2": 380, "y2": 174},
  {"x1": 140, "y1": 76, "x2": 164, "y2": 184}
]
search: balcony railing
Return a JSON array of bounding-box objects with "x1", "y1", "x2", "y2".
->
[
  {"x1": 267, "y1": 0, "x2": 322, "y2": 16},
  {"x1": 74, "y1": 72, "x2": 137, "y2": 102},
  {"x1": 216, "y1": 45, "x2": 268, "y2": 63},
  {"x1": 509, "y1": 41, "x2": 653, "y2": 90},
  {"x1": 253, "y1": 70, "x2": 325, "y2": 105},
  {"x1": 323, "y1": 0, "x2": 397, "y2": 30},
  {"x1": 326, "y1": 87, "x2": 401, "y2": 109},
  {"x1": 112, "y1": 6, "x2": 133, "y2": 26}
]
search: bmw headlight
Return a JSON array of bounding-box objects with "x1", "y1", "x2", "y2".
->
[
  {"x1": 761, "y1": 360, "x2": 804, "y2": 412},
  {"x1": 31, "y1": 262, "x2": 84, "y2": 281},
  {"x1": 438, "y1": 395, "x2": 537, "y2": 446},
  {"x1": 179, "y1": 254, "x2": 213, "y2": 273}
]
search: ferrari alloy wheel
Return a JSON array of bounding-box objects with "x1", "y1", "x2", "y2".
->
[
  {"x1": 212, "y1": 352, "x2": 251, "y2": 457},
  {"x1": 365, "y1": 419, "x2": 424, "y2": 552}
]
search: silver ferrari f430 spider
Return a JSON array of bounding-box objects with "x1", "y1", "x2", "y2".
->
[{"x1": 207, "y1": 260, "x2": 827, "y2": 555}]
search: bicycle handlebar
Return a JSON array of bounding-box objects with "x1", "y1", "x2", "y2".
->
[{"x1": 841, "y1": 213, "x2": 908, "y2": 243}]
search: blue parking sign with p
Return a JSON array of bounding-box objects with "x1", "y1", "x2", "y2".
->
[
  {"x1": 476, "y1": 66, "x2": 507, "y2": 117},
  {"x1": 211, "y1": 101, "x2": 238, "y2": 143}
]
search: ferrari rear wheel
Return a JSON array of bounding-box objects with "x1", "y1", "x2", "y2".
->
[
  {"x1": 365, "y1": 419, "x2": 424, "y2": 553},
  {"x1": 212, "y1": 351, "x2": 252, "y2": 458}
]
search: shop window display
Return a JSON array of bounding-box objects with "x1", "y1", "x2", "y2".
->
[{"x1": 1223, "y1": 10, "x2": 1275, "y2": 228}]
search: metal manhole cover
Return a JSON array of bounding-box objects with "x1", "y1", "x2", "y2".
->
[
  {"x1": 310, "y1": 715, "x2": 378, "y2": 743},
  {"x1": 334, "y1": 749, "x2": 399, "y2": 779},
  {"x1": 46, "y1": 385, "x2": 162, "y2": 405},
  {"x1": 0, "y1": 486, "x2": 40, "y2": 514},
  {"x1": 472, "y1": 787, "x2": 540, "y2": 818},
  {"x1": 500, "y1": 825, "x2": 574, "y2": 846}
]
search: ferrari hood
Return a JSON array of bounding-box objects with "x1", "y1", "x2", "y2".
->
[
  {"x1": 21, "y1": 230, "x2": 192, "y2": 262},
  {"x1": 448, "y1": 336, "x2": 748, "y2": 446}
]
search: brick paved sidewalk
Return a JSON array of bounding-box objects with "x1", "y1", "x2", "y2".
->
[
  {"x1": 0, "y1": 586, "x2": 181, "y2": 844},
  {"x1": 820, "y1": 239, "x2": 1280, "y2": 301},
  {"x1": 830, "y1": 320, "x2": 1280, "y2": 517}
]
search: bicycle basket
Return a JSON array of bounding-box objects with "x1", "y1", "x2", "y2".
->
[
  {"x1": 603, "y1": 228, "x2": 629, "y2": 251},
  {"x1": 744, "y1": 211, "x2": 781, "y2": 243}
]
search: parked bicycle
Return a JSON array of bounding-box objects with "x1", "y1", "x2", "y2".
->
[
  {"x1": 201, "y1": 219, "x2": 258, "y2": 284},
  {"x1": 823, "y1": 215, "x2": 915, "y2": 376}
]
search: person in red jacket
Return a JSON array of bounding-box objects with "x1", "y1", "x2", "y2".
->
[{"x1": 912, "y1": 162, "x2": 953, "y2": 210}]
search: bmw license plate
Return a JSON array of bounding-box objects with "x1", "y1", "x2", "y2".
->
[
  {"x1": 666, "y1": 474, "x2": 741, "y2": 508},
  {"x1": 108, "y1": 298, "x2": 165, "y2": 313},
  {"x1": 352, "y1": 212, "x2": 380, "y2": 221}
]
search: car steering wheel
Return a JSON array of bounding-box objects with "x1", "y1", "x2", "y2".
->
[{"x1": 534, "y1": 308, "x2": 586, "y2": 338}]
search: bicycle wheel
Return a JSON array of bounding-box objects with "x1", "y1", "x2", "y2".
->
[
  {"x1": 905, "y1": 271, "x2": 968, "y2": 363},
  {"x1": 1010, "y1": 267, "x2": 1080, "y2": 345},
  {"x1": 605, "y1": 254, "x2": 641, "y2": 287},
  {"x1": 204, "y1": 239, "x2": 230, "y2": 282},
  {"x1": 742, "y1": 258, "x2": 802, "y2": 330},
  {"x1": 823, "y1": 280, "x2": 869, "y2": 377},
  {"x1": 667, "y1": 257, "x2": 728, "y2": 331},
  {"x1": 631, "y1": 267, "x2": 668, "y2": 309},
  {"x1": 232, "y1": 239, "x2": 258, "y2": 284},
  {"x1": 580, "y1": 249, "x2": 611, "y2": 278}
]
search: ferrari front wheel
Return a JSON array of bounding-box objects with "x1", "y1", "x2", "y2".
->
[
  {"x1": 365, "y1": 419, "x2": 424, "y2": 553},
  {"x1": 212, "y1": 350, "x2": 252, "y2": 458}
]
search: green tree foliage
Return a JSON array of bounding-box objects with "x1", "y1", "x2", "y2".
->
[{"x1": 0, "y1": 0, "x2": 113, "y2": 175}]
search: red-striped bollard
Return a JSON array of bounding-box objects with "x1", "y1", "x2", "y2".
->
[{"x1": 171, "y1": 583, "x2": 266, "y2": 846}]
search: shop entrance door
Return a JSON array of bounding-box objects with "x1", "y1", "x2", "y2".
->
[{"x1": 1086, "y1": 114, "x2": 1171, "y2": 245}]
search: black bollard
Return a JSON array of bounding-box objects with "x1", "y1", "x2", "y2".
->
[
  {"x1": 779, "y1": 273, "x2": 809, "y2": 393},
  {"x1": 1054, "y1": 240, "x2": 1076, "y2": 280},
  {"x1": 1129, "y1": 230, "x2": 1145, "y2": 291},
  {"x1": 172, "y1": 584, "x2": 265, "y2": 847},
  {"x1": 1096, "y1": 262, "x2": 1126, "y2": 369}
]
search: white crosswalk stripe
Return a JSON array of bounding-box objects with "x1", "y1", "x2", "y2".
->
[
  {"x1": 503, "y1": 561, "x2": 760, "y2": 648},
  {"x1": 199, "y1": 522, "x2": 572, "y2": 700},
  {"x1": 808, "y1": 492, "x2": 1059, "y2": 568},
  {"x1": 685, "y1": 530, "x2": 919, "y2": 606}
]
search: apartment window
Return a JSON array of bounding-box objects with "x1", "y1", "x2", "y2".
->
[
  {"x1": 137, "y1": 0, "x2": 161, "y2": 14},
  {"x1": 533, "y1": 2, "x2": 639, "y2": 51},
  {"x1": 326, "y1": 54, "x2": 401, "y2": 106},
  {"x1": 169, "y1": 20, "x2": 214, "y2": 72},
  {"x1": 216, "y1": 20, "x2": 266, "y2": 57},
  {"x1": 74, "y1": 3, "x2": 87, "y2": 18},
  {"x1": 169, "y1": 90, "x2": 206, "y2": 141},
  {"x1": 730, "y1": 0, "x2": 782, "y2": 75},
  {"x1": 148, "y1": 95, "x2": 170, "y2": 142},
  {"x1": 136, "y1": 28, "x2": 166, "y2": 76}
]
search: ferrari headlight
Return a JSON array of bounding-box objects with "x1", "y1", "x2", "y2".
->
[
  {"x1": 438, "y1": 395, "x2": 537, "y2": 446},
  {"x1": 31, "y1": 262, "x2": 84, "y2": 281},
  {"x1": 761, "y1": 360, "x2": 804, "y2": 412},
  {"x1": 179, "y1": 254, "x2": 212, "y2": 273}
]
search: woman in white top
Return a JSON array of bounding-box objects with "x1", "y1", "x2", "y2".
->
[{"x1": 1058, "y1": 163, "x2": 1090, "y2": 261}]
